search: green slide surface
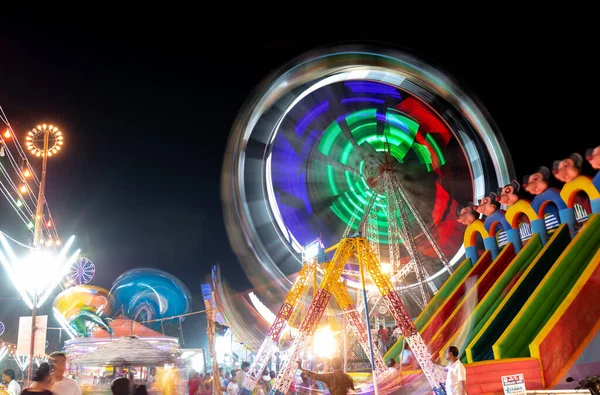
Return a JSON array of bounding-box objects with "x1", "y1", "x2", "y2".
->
[
  {"x1": 493, "y1": 214, "x2": 600, "y2": 359},
  {"x1": 466, "y1": 224, "x2": 571, "y2": 362},
  {"x1": 453, "y1": 235, "x2": 543, "y2": 363}
]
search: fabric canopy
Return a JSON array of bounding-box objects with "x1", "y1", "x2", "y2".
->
[
  {"x1": 70, "y1": 336, "x2": 179, "y2": 366},
  {"x1": 91, "y1": 316, "x2": 171, "y2": 339}
]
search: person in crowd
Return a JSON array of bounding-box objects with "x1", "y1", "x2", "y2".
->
[
  {"x1": 226, "y1": 377, "x2": 239, "y2": 395},
  {"x1": 188, "y1": 371, "x2": 201, "y2": 395},
  {"x1": 2, "y1": 369, "x2": 20, "y2": 395},
  {"x1": 132, "y1": 385, "x2": 148, "y2": 395},
  {"x1": 48, "y1": 352, "x2": 81, "y2": 395},
  {"x1": 146, "y1": 368, "x2": 156, "y2": 385},
  {"x1": 296, "y1": 357, "x2": 354, "y2": 395},
  {"x1": 20, "y1": 363, "x2": 53, "y2": 395},
  {"x1": 235, "y1": 362, "x2": 250, "y2": 388},
  {"x1": 218, "y1": 368, "x2": 227, "y2": 392},
  {"x1": 387, "y1": 358, "x2": 396, "y2": 370},
  {"x1": 254, "y1": 379, "x2": 267, "y2": 395},
  {"x1": 434, "y1": 346, "x2": 466, "y2": 395},
  {"x1": 110, "y1": 377, "x2": 130, "y2": 395},
  {"x1": 268, "y1": 371, "x2": 277, "y2": 391},
  {"x1": 377, "y1": 325, "x2": 388, "y2": 346}
]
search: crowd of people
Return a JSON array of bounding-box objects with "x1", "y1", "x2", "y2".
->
[
  {"x1": 373, "y1": 325, "x2": 402, "y2": 356},
  {"x1": 184, "y1": 362, "x2": 277, "y2": 395},
  {"x1": 1, "y1": 352, "x2": 80, "y2": 395}
]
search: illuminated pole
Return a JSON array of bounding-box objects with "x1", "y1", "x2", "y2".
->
[
  {"x1": 24, "y1": 124, "x2": 64, "y2": 383},
  {"x1": 32, "y1": 128, "x2": 49, "y2": 247}
]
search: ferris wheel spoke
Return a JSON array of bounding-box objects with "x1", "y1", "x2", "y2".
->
[
  {"x1": 337, "y1": 118, "x2": 376, "y2": 160},
  {"x1": 311, "y1": 150, "x2": 357, "y2": 174}
]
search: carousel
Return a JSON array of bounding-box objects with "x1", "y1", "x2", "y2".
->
[{"x1": 51, "y1": 269, "x2": 193, "y2": 394}]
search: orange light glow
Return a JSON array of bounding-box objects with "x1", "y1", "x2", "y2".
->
[
  {"x1": 3, "y1": 129, "x2": 11, "y2": 139},
  {"x1": 19, "y1": 184, "x2": 27, "y2": 193},
  {"x1": 23, "y1": 169, "x2": 31, "y2": 177}
]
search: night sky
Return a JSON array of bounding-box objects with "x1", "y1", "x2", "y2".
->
[{"x1": 0, "y1": 28, "x2": 597, "y2": 350}]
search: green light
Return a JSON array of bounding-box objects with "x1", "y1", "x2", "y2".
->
[
  {"x1": 318, "y1": 122, "x2": 342, "y2": 155},
  {"x1": 16, "y1": 199, "x2": 23, "y2": 207},
  {"x1": 426, "y1": 133, "x2": 446, "y2": 167},
  {"x1": 26, "y1": 222, "x2": 33, "y2": 229},
  {"x1": 340, "y1": 142, "x2": 354, "y2": 165},
  {"x1": 316, "y1": 106, "x2": 442, "y2": 243},
  {"x1": 412, "y1": 143, "x2": 433, "y2": 171},
  {"x1": 346, "y1": 108, "x2": 377, "y2": 126},
  {"x1": 326, "y1": 165, "x2": 339, "y2": 195}
]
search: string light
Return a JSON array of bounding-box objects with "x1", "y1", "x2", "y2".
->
[{"x1": 0, "y1": 111, "x2": 63, "y2": 254}]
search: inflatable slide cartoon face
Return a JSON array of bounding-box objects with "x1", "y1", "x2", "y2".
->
[
  {"x1": 552, "y1": 153, "x2": 583, "y2": 183},
  {"x1": 457, "y1": 204, "x2": 479, "y2": 225},
  {"x1": 523, "y1": 167, "x2": 551, "y2": 195},
  {"x1": 586, "y1": 146, "x2": 600, "y2": 170},
  {"x1": 475, "y1": 195, "x2": 501, "y2": 217},
  {"x1": 498, "y1": 180, "x2": 521, "y2": 206}
]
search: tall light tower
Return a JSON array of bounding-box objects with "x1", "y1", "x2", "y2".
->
[
  {"x1": 24, "y1": 124, "x2": 64, "y2": 381},
  {"x1": 26, "y1": 124, "x2": 64, "y2": 247}
]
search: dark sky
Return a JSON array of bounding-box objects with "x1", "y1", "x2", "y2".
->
[{"x1": 0, "y1": 27, "x2": 598, "y2": 350}]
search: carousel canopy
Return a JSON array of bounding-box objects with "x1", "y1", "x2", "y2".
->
[
  {"x1": 70, "y1": 336, "x2": 179, "y2": 366},
  {"x1": 91, "y1": 316, "x2": 172, "y2": 339}
]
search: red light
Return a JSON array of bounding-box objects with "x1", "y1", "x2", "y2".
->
[{"x1": 46, "y1": 220, "x2": 52, "y2": 227}]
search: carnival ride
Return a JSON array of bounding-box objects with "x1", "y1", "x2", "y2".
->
[
  {"x1": 218, "y1": 43, "x2": 600, "y2": 394},
  {"x1": 220, "y1": 43, "x2": 514, "y2": 348}
]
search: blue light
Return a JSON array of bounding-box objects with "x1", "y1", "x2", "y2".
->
[
  {"x1": 344, "y1": 81, "x2": 401, "y2": 98},
  {"x1": 295, "y1": 100, "x2": 329, "y2": 137}
]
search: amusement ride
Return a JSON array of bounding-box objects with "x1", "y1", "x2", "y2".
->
[{"x1": 219, "y1": 44, "x2": 516, "y2": 394}]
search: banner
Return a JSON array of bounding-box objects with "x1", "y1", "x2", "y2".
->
[{"x1": 16, "y1": 316, "x2": 48, "y2": 357}]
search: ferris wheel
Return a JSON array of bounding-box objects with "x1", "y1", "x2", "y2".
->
[
  {"x1": 67, "y1": 257, "x2": 96, "y2": 285},
  {"x1": 0, "y1": 320, "x2": 5, "y2": 336},
  {"x1": 221, "y1": 43, "x2": 515, "y2": 321}
]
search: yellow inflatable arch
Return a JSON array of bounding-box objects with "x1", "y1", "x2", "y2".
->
[
  {"x1": 505, "y1": 199, "x2": 539, "y2": 228},
  {"x1": 463, "y1": 219, "x2": 489, "y2": 248},
  {"x1": 560, "y1": 175, "x2": 600, "y2": 208}
]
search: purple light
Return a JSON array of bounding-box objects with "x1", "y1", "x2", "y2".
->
[
  {"x1": 344, "y1": 81, "x2": 401, "y2": 98},
  {"x1": 295, "y1": 100, "x2": 329, "y2": 137},
  {"x1": 341, "y1": 98, "x2": 385, "y2": 105}
]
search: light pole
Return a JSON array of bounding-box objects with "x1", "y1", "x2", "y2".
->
[
  {"x1": 26, "y1": 124, "x2": 63, "y2": 247},
  {"x1": 24, "y1": 124, "x2": 64, "y2": 381}
]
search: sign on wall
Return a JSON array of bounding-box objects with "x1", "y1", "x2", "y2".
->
[{"x1": 502, "y1": 373, "x2": 526, "y2": 395}]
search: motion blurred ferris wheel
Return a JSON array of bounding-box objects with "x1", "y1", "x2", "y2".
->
[
  {"x1": 67, "y1": 257, "x2": 95, "y2": 285},
  {"x1": 221, "y1": 43, "x2": 515, "y2": 320}
]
